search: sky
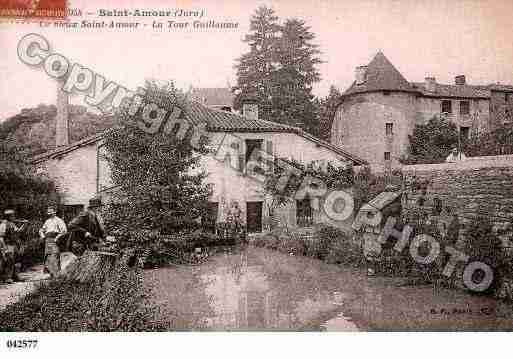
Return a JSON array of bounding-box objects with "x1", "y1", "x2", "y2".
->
[{"x1": 1, "y1": 0, "x2": 513, "y2": 119}]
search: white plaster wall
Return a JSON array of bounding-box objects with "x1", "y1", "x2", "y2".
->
[
  {"x1": 41, "y1": 130, "x2": 356, "y2": 231},
  {"x1": 37, "y1": 143, "x2": 98, "y2": 207}
]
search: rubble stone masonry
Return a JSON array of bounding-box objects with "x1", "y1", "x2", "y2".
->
[{"x1": 401, "y1": 155, "x2": 513, "y2": 247}]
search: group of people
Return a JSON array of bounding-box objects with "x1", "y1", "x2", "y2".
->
[{"x1": 0, "y1": 197, "x2": 107, "y2": 284}]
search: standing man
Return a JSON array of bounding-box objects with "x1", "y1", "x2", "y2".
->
[
  {"x1": 68, "y1": 197, "x2": 106, "y2": 256},
  {"x1": 0, "y1": 209, "x2": 27, "y2": 284},
  {"x1": 39, "y1": 206, "x2": 67, "y2": 278}
]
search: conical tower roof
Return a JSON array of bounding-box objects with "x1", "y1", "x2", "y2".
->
[{"x1": 343, "y1": 52, "x2": 416, "y2": 96}]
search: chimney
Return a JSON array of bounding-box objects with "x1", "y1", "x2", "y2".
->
[
  {"x1": 455, "y1": 75, "x2": 466, "y2": 85},
  {"x1": 355, "y1": 66, "x2": 368, "y2": 85},
  {"x1": 242, "y1": 95, "x2": 259, "y2": 120},
  {"x1": 56, "y1": 82, "x2": 69, "y2": 147},
  {"x1": 425, "y1": 77, "x2": 436, "y2": 92}
]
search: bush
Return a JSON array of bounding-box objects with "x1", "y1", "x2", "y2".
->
[
  {"x1": 315, "y1": 224, "x2": 364, "y2": 265},
  {"x1": 465, "y1": 217, "x2": 510, "y2": 293},
  {"x1": 249, "y1": 224, "x2": 365, "y2": 267},
  {"x1": 122, "y1": 229, "x2": 228, "y2": 268},
  {"x1": 0, "y1": 258, "x2": 166, "y2": 331}
]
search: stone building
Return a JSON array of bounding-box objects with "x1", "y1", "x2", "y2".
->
[
  {"x1": 32, "y1": 89, "x2": 366, "y2": 233},
  {"x1": 331, "y1": 51, "x2": 513, "y2": 168}
]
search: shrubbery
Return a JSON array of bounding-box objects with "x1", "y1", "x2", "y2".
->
[
  {"x1": 251, "y1": 224, "x2": 364, "y2": 267},
  {"x1": 140, "y1": 230, "x2": 231, "y2": 268},
  {"x1": 0, "y1": 258, "x2": 166, "y2": 331},
  {"x1": 465, "y1": 216, "x2": 511, "y2": 294}
]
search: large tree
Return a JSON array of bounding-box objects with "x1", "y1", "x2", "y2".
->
[
  {"x1": 271, "y1": 18, "x2": 322, "y2": 134},
  {"x1": 233, "y1": 6, "x2": 281, "y2": 121},
  {"x1": 234, "y1": 7, "x2": 322, "y2": 135},
  {"x1": 102, "y1": 81, "x2": 212, "y2": 242}
]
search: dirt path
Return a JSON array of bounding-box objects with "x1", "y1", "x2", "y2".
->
[{"x1": 0, "y1": 265, "x2": 50, "y2": 310}]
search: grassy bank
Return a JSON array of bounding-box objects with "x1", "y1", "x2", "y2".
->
[
  {"x1": 0, "y1": 260, "x2": 166, "y2": 331},
  {"x1": 251, "y1": 225, "x2": 365, "y2": 267}
]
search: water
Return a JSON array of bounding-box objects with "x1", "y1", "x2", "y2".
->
[{"x1": 145, "y1": 246, "x2": 513, "y2": 331}]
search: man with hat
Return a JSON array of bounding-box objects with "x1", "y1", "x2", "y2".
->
[
  {"x1": 68, "y1": 197, "x2": 106, "y2": 256},
  {"x1": 39, "y1": 206, "x2": 67, "y2": 278},
  {"x1": 0, "y1": 209, "x2": 28, "y2": 284}
]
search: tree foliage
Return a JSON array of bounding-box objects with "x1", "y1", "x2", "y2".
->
[
  {"x1": 401, "y1": 116, "x2": 459, "y2": 164},
  {"x1": 316, "y1": 85, "x2": 342, "y2": 141},
  {"x1": 0, "y1": 104, "x2": 114, "y2": 156},
  {"x1": 403, "y1": 116, "x2": 513, "y2": 164},
  {"x1": 464, "y1": 124, "x2": 513, "y2": 157},
  {"x1": 233, "y1": 6, "x2": 323, "y2": 136},
  {"x1": 101, "y1": 81, "x2": 212, "y2": 244},
  {"x1": 0, "y1": 139, "x2": 59, "y2": 220}
]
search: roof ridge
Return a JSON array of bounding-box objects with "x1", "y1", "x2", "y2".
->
[{"x1": 343, "y1": 51, "x2": 415, "y2": 96}]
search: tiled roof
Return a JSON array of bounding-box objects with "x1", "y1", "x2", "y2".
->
[
  {"x1": 410, "y1": 82, "x2": 490, "y2": 99},
  {"x1": 343, "y1": 52, "x2": 416, "y2": 96},
  {"x1": 488, "y1": 84, "x2": 513, "y2": 92},
  {"x1": 189, "y1": 87, "x2": 234, "y2": 107},
  {"x1": 342, "y1": 51, "x2": 512, "y2": 99},
  {"x1": 184, "y1": 101, "x2": 297, "y2": 132},
  {"x1": 31, "y1": 100, "x2": 367, "y2": 165}
]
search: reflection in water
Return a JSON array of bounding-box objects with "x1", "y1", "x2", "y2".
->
[{"x1": 145, "y1": 247, "x2": 513, "y2": 331}]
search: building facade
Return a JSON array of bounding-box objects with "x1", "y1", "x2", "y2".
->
[
  {"x1": 33, "y1": 95, "x2": 366, "y2": 233},
  {"x1": 331, "y1": 52, "x2": 513, "y2": 168}
]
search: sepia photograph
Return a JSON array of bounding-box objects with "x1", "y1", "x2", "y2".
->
[{"x1": 0, "y1": 0, "x2": 512, "y2": 356}]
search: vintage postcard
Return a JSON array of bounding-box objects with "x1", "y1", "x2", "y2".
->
[{"x1": 0, "y1": 0, "x2": 513, "y2": 354}]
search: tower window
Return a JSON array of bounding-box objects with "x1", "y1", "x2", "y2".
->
[
  {"x1": 460, "y1": 101, "x2": 470, "y2": 115},
  {"x1": 441, "y1": 100, "x2": 452, "y2": 114},
  {"x1": 460, "y1": 126, "x2": 470, "y2": 139},
  {"x1": 384, "y1": 152, "x2": 391, "y2": 161},
  {"x1": 385, "y1": 123, "x2": 393, "y2": 135}
]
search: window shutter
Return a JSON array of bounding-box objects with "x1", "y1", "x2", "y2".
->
[
  {"x1": 266, "y1": 140, "x2": 273, "y2": 172},
  {"x1": 238, "y1": 140, "x2": 245, "y2": 173}
]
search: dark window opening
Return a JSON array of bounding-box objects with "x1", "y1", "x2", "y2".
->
[
  {"x1": 460, "y1": 126, "x2": 470, "y2": 139},
  {"x1": 383, "y1": 90, "x2": 390, "y2": 96},
  {"x1": 505, "y1": 93, "x2": 510, "y2": 102},
  {"x1": 441, "y1": 100, "x2": 452, "y2": 114},
  {"x1": 220, "y1": 106, "x2": 232, "y2": 112},
  {"x1": 296, "y1": 197, "x2": 313, "y2": 227},
  {"x1": 246, "y1": 201, "x2": 263, "y2": 233},
  {"x1": 245, "y1": 139, "x2": 263, "y2": 165},
  {"x1": 202, "y1": 202, "x2": 218, "y2": 233},
  {"x1": 384, "y1": 152, "x2": 391, "y2": 161},
  {"x1": 245, "y1": 139, "x2": 264, "y2": 175},
  {"x1": 386, "y1": 123, "x2": 393, "y2": 136},
  {"x1": 460, "y1": 101, "x2": 470, "y2": 115}
]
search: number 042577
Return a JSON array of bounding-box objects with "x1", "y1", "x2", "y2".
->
[{"x1": 6, "y1": 339, "x2": 38, "y2": 349}]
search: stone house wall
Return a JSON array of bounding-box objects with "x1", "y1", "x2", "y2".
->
[
  {"x1": 489, "y1": 90, "x2": 513, "y2": 131},
  {"x1": 332, "y1": 91, "x2": 491, "y2": 168},
  {"x1": 331, "y1": 92, "x2": 417, "y2": 168},
  {"x1": 415, "y1": 97, "x2": 490, "y2": 134}
]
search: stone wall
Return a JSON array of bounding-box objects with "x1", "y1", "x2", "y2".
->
[{"x1": 401, "y1": 155, "x2": 513, "y2": 247}]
